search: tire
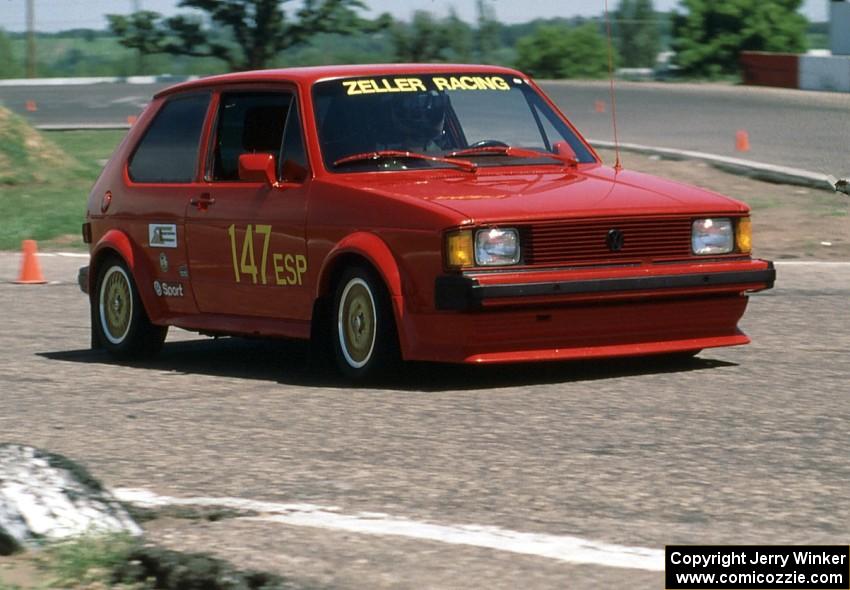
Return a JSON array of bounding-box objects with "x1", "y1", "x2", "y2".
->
[
  {"x1": 331, "y1": 266, "x2": 399, "y2": 380},
  {"x1": 93, "y1": 256, "x2": 167, "y2": 359}
]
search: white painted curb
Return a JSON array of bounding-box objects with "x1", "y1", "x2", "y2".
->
[
  {"x1": 589, "y1": 139, "x2": 837, "y2": 192},
  {"x1": 0, "y1": 75, "x2": 198, "y2": 87},
  {"x1": 36, "y1": 123, "x2": 132, "y2": 131},
  {"x1": 114, "y1": 488, "x2": 665, "y2": 571}
]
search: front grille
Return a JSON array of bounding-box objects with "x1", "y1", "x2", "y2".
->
[{"x1": 523, "y1": 216, "x2": 694, "y2": 267}]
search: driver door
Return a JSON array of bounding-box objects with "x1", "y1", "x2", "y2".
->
[{"x1": 184, "y1": 88, "x2": 312, "y2": 321}]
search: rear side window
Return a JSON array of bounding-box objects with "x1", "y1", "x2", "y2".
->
[{"x1": 128, "y1": 93, "x2": 210, "y2": 183}]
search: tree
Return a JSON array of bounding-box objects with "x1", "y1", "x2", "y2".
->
[
  {"x1": 0, "y1": 29, "x2": 21, "y2": 78},
  {"x1": 672, "y1": 0, "x2": 807, "y2": 77},
  {"x1": 390, "y1": 9, "x2": 472, "y2": 63},
  {"x1": 476, "y1": 0, "x2": 501, "y2": 63},
  {"x1": 445, "y1": 8, "x2": 473, "y2": 63},
  {"x1": 108, "y1": 0, "x2": 381, "y2": 71},
  {"x1": 515, "y1": 23, "x2": 610, "y2": 79},
  {"x1": 616, "y1": 0, "x2": 660, "y2": 68}
]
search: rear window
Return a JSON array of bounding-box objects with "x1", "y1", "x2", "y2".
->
[{"x1": 128, "y1": 93, "x2": 210, "y2": 183}]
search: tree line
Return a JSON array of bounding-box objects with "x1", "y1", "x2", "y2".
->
[{"x1": 0, "y1": 0, "x2": 811, "y2": 80}]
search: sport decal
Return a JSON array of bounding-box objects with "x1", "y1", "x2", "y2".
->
[{"x1": 153, "y1": 280, "x2": 184, "y2": 297}]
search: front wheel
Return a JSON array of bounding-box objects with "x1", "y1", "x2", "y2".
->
[
  {"x1": 93, "y1": 257, "x2": 167, "y2": 359},
  {"x1": 331, "y1": 266, "x2": 399, "y2": 380}
]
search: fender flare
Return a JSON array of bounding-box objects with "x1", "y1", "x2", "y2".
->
[
  {"x1": 317, "y1": 232, "x2": 412, "y2": 356},
  {"x1": 317, "y1": 232, "x2": 403, "y2": 299},
  {"x1": 90, "y1": 229, "x2": 164, "y2": 323}
]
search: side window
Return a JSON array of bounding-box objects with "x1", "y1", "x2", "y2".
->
[
  {"x1": 128, "y1": 93, "x2": 210, "y2": 183},
  {"x1": 279, "y1": 101, "x2": 308, "y2": 183},
  {"x1": 210, "y1": 92, "x2": 292, "y2": 182}
]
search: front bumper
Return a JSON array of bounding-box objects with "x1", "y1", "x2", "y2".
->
[
  {"x1": 436, "y1": 260, "x2": 775, "y2": 311},
  {"x1": 78, "y1": 265, "x2": 89, "y2": 294},
  {"x1": 397, "y1": 259, "x2": 774, "y2": 363}
]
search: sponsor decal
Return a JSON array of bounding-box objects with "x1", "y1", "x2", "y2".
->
[
  {"x1": 148, "y1": 224, "x2": 177, "y2": 248},
  {"x1": 178, "y1": 264, "x2": 189, "y2": 278},
  {"x1": 153, "y1": 280, "x2": 184, "y2": 298},
  {"x1": 343, "y1": 77, "x2": 426, "y2": 95},
  {"x1": 432, "y1": 76, "x2": 510, "y2": 91},
  {"x1": 342, "y1": 75, "x2": 510, "y2": 96},
  {"x1": 159, "y1": 252, "x2": 169, "y2": 273}
]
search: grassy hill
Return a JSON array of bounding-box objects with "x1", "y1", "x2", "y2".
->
[{"x1": 0, "y1": 107, "x2": 125, "y2": 250}]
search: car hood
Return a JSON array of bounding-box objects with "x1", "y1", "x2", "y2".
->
[{"x1": 343, "y1": 165, "x2": 748, "y2": 224}]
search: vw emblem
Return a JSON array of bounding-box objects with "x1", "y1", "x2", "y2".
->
[{"x1": 606, "y1": 229, "x2": 624, "y2": 252}]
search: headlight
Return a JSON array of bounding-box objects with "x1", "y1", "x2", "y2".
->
[
  {"x1": 692, "y1": 218, "x2": 733, "y2": 255},
  {"x1": 475, "y1": 228, "x2": 520, "y2": 266}
]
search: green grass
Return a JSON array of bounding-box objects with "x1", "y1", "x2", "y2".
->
[
  {"x1": 0, "y1": 126, "x2": 125, "y2": 250},
  {"x1": 1, "y1": 533, "x2": 301, "y2": 590},
  {"x1": 49, "y1": 130, "x2": 127, "y2": 177},
  {"x1": 42, "y1": 534, "x2": 138, "y2": 588}
]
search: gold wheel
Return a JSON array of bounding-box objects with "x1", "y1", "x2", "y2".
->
[
  {"x1": 99, "y1": 266, "x2": 133, "y2": 345},
  {"x1": 337, "y1": 278, "x2": 376, "y2": 369}
]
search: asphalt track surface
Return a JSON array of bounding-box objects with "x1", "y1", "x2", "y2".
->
[
  {"x1": 1, "y1": 79, "x2": 849, "y2": 176},
  {"x1": 1, "y1": 253, "x2": 849, "y2": 589}
]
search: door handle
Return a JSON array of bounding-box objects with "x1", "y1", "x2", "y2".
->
[{"x1": 190, "y1": 193, "x2": 215, "y2": 210}]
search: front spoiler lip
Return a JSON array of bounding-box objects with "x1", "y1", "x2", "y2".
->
[
  {"x1": 78, "y1": 265, "x2": 89, "y2": 294},
  {"x1": 435, "y1": 262, "x2": 775, "y2": 311}
]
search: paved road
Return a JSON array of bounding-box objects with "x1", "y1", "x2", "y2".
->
[
  {"x1": 1, "y1": 79, "x2": 849, "y2": 176},
  {"x1": 547, "y1": 81, "x2": 850, "y2": 178},
  {"x1": 1, "y1": 253, "x2": 848, "y2": 589}
]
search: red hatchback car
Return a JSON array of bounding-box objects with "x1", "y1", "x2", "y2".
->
[{"x1": 79, "y1": 64, "x2": 774, "y2": 378}]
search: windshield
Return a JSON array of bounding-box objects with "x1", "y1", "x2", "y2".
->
[{"x1": 312, "y1": 73, "x2": 596, "y2": 172}]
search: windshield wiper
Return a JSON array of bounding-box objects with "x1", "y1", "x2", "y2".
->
[
  {"x1": 333, "y1": 150, "x2": 477, "y2": 173},
  {"x1": 446, "y1": 146, "x2": 577, "y2": 167}
]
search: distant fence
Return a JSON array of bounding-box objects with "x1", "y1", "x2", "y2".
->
[{"x1": 741, "y1": 51, "x2": 850, "y2": 92}]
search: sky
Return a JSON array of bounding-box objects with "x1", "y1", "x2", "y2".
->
[{"x1": 0, "y1": 0, "x2": 832, "y2": 32}]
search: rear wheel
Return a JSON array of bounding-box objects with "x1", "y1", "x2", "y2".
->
[
  {"x1": 332, "y1": 266, "x2": 399, "y2": 380},
  {"x1": 94, "y1": 257, "x2": 167, "y2": 359}
]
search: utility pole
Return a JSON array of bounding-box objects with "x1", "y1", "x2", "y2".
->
[{"x1": 26, "y1": 0, "x2": 35, "y2": 78}]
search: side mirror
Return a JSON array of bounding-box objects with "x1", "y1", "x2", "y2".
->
[
  {"x1": 238, "y1": 153, "x2": 277, "y2": 185},
  {"x1": 553, "y1": 141, "x2": 578, "y2": 165}
]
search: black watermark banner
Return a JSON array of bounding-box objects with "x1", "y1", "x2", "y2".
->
[{"x1": 666, "y1": 545, "x2": 849, "y2": 589}]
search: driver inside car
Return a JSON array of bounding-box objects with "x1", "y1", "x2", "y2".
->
[{"x1": 381, "y1": 90, "x2": 454, "y2": 153}]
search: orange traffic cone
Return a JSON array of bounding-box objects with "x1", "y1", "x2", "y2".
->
[
  {"x1": 25, "y1": 100, "x2": 37, "y2": 112},
  {"x1": 595, "y1": 100, "x2": 606, "y2": 113},
  {"x1": 735, "y1": 130, "x2": 750, "y2": 152},
  {"x1": 15, "y1": 240, "x2": 46, "y2": 284}
]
